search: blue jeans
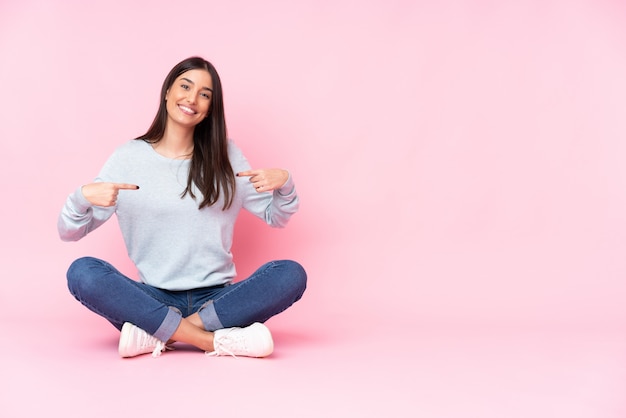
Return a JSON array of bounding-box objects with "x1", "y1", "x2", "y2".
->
[{"x1": 66, "y1": 257, "x2": 307, "y2": 342}]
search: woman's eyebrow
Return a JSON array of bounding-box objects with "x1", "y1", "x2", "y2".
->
[{"x1": 181, "y1": 77, "x2": 213, "y2": 92}]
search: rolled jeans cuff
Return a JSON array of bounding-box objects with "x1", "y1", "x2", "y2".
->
[
  {"x1": 152, "y1": 307, "x2": 182, "y2": 342},
  {"x1": 198, "y1": 300, "x2": 224, "y2": 332}
]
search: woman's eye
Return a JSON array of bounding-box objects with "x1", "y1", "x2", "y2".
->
[
  {"x1": 201, "y1": 93, "x2": 211, "y2": 99},
  {"x1": 181, "y1": 84, "x2": 189, "y2": 90}
]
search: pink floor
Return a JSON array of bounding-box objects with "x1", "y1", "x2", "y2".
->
[
  {"x1": 2, "y1": 312, "x2": 625, "y2": 417},
  {"x1": 2, "y1": 1, "x2": 626, "y2": 417}
]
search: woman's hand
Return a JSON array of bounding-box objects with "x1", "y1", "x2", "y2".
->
[
  {"x1": 237, "y1": 169, "x2": 289, "y2": 193},
  {"x1": 82, "y1": 182, "x2": 139, "y2": 206}
]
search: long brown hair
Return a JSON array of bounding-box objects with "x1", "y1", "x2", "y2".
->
[{"x1": 137, "y1": 57, "x2": 235, "y2": 210}]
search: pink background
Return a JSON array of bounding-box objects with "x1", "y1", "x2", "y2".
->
[{"x1": 1, "y1": 0, "x2": 626, "y2": 416}]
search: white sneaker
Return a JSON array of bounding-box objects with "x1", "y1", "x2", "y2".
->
[
  {"x1": 119, "y1": 322, "x2": 169, "y2": 358},
  {"x1": 206, "y1": 322, "x2": 274, "y2": 358}
]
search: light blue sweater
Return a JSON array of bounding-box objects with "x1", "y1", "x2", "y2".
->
[{"x1": 58, "y1": 139, "x2": 299, "y2": 290}]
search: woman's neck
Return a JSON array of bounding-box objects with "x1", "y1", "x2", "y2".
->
[{"x1": 155, "y1": 124, "x2": 195, "y2": 159}]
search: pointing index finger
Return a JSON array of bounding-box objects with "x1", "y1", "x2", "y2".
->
[
  {"x1": 236, "y1": 170, "x2": 257, "y2": 177},
  {"x1": 114, "y1": 183, "x2": 140, "y2": 190}
]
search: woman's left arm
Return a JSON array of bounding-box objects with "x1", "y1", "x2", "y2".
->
[
  {"x1": 238, "y1": 168, "x2": 299, "y2": 228},
  {"x1": 236, "y1": 168, "x2": 288, "y2": 193}
]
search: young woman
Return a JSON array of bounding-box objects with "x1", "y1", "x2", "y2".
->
[{"x1": 58, "y1": 57, "x2": 306, "y2": 359}]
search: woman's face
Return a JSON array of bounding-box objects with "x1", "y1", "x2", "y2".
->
[{"x1": 165, "y1": 69, "x2": 213, "y2": 129}]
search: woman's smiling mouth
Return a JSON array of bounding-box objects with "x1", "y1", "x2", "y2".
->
[{"x1": 178, "y1": 104, "x2": 197, "y2": 115}]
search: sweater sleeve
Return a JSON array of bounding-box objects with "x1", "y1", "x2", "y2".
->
[
  {"x1": 57, "y1": 147, "x2": 122, "y2": 242},
  {"x1": 241, "y1": 172, "x2": 299, "y2": 228},
  {"x1": 57, "y1": 186, "x2": 116, "y2": 242},
  {"x1": 264, "y1": 173, "x2": 299, "y2": 228},
  {"x1": 230, "y1": 141, "x2": 300, "y2": 228}
]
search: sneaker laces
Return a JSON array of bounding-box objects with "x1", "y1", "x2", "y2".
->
[
  {"x1": 205, "y1": 329, "x2": 240, "y2": 358},
  {"x1": 152, "y1": 341, "x2": 166, "y2": 358},
  {"x1": 151, "y1": 341, "x2": 174, "y2": 358}
]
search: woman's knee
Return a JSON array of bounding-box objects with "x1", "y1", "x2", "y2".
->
[
  {"x1": 278, "y1": 259, "x2": 307, "y2": 298},
  {"x1": 66, "y1": 256, "x2": 105, "y2": 296},
  {"x1": 67, "y1": 256, "x2": 97, "y2": 280}
]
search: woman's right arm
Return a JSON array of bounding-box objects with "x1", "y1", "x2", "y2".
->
[
  {"x1": 57, "y1": 184, "x2": 117, "y2": 242},
  {"x1": 57, "y1": 139, "x2": 140, "y2": 242}
]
